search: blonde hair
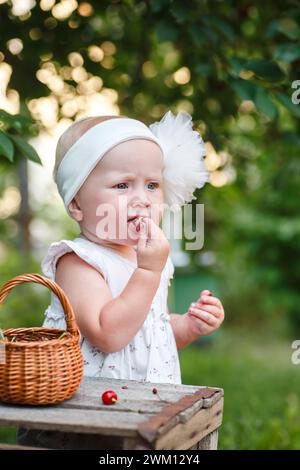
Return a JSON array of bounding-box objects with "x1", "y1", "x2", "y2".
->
[{"x1": 53, "y1": 115, "x2": 127, "y2": 182}]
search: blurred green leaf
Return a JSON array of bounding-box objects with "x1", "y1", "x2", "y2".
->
[
  {"x1": 0, "y1": 110, "x2": 37, "y2": 134},
  {"x1": 254, "y1": 87, "x2": 278, "y2": 120},
  {"x1": 244, "y1": 59, "x2": 285, "y2": 82},
  {"x1": 228, "y1": 57, "x2": 248, "y2": 77},
  {"x1": 149, "y1": 0, "x2": 171, "y2": 13},
  {"x1": 200, "y1": 24, "x2": 218, "y2": 45},
  {"x1": 154, "y1": 20, "x2": 179, "y2": 42},
  {"x1": 0, "y1": 110, "x2": 15, "y2": 129},
  {"x1": 188, "y1": 24, "x2": 206, "y2": 47},
  {"x1": 194, "y1": 63, "x2": 213, "y2": 76},
  {"x1": 10, "y1": 135, "x2": 42, "y2": 165},
  {"x1": 209, "y1": 17, "x2": 236, "y2": 41},
  {"x1": 170, "y1": 2, "x2": 190, "y2": 24},
  {"x1": 230, "y1": 78, "x2": 256, "y2": 101},
  {"x1": 282, "y1": 131, "x2": 300, "y2": 146},
  {"x1": 0, "y1": 131, "x2": 14, "y2": 162},
  {"x1": 267, "y1": 18, "x2": 300, "y2": 40},
  {"x1": 275, "y1": 93, "x2": 300, "y2": 118},
  {"x1": 273, "y1": 44, "x2": 300, "y2": 63},
  {"x1": 277, "y1": 18, "x2": 300, "y2": 40},
  {"x1": 266, "y1": 20, "x2": 278, "y2": 38}
]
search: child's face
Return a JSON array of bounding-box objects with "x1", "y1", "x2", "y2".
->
[{"x1": 70, "y1": 138, "x2": 165, "y2": 247}]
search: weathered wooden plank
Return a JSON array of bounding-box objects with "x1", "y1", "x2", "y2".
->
[
  {"x1": 0, "y1": 376, "x2": 219, "y2": 413},
  {"x1": 72, "y1": 385, "x2": 204, "y2": 402},
  {"x1": 60, "y1": 388, "x2": 211, "y2": 414},
  {"x1": 61, "y1": 395, "x2": 170, "y2": 414},
  {"x1": 38, "y1": 376, "x2": 222, "y2": 416},
  {"x1": 61, "y1": 395, "x2": 162, "y2": 414},
  {"x1": 0, "y1": 405, "x2": 150, "y2": 436},
  {"x1": 0, "y1": 393, "x2": 211, "y2": 418},
  {"x1": 77, "y1": 376, "x2": 205, "y2": 395},
  {"x1": 202, "y1": 390, "x2": 224, "y2": 408},
  {"x1": 177, "y1": 390, "x2": 224, "y2": 425},
  {"x1": 154, "y1": 397, "x2": 224, "y2": 450},
  {"x1": 138, "y1": 387, "x2": 222, "y2": 443}
]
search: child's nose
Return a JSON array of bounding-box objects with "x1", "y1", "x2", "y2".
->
[{"x1": 131, "y1": 191, "x2": 151, "y2": 208}]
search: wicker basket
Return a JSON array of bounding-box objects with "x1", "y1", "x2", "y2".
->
[{"x1": 0, "y1": 273, "x2": 83, "y2": 405}]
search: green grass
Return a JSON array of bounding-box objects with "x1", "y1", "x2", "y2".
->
[
  {"x1": 180, "y1": 326, "x2": 300, "y2": 449},
  {"x1": 1, "y1": 326, "x2": 300, "y2": 449},
  {"x1": 0, "y1": 426, "x2": 16, "y2": 445}
]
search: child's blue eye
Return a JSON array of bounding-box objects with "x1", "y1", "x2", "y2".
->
[
  {"x1": 113, "y1": 182, "x2": 159, "y2": 190},
  {"x1": 148, "y1": 182, "x2": 159, "y2": 190}
]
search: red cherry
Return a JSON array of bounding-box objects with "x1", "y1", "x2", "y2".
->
[{"x1": 102, "y1": 390, "x2": 118, "y2": 405}]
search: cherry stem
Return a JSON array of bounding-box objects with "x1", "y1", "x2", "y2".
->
[{"x1": 153, "y1": 389, "x2": 172, "y2": 404}]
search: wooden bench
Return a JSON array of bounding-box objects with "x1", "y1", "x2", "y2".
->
[{"x1": 0, "y1": 377, "x2": 224, "y2": 450}]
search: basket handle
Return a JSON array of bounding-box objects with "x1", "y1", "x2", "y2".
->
[{"x1": 0, "y1": 273, "x2": 80, "y2": 337}]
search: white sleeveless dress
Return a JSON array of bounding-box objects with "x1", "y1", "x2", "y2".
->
[{"x1": 41, "y1": 235, "x2": 182, "y2": 385}]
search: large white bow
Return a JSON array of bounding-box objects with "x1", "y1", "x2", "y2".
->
[{"x1": 149, "y1": 111, "x2": 210, "y2": 210}]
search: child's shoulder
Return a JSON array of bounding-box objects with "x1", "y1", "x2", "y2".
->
[
  {"x1": 56, "y1": 251, "x2": 105, "y2": 283},
  {"x1": 41, "y1": 237, "x2": 106, "y2": 280}
]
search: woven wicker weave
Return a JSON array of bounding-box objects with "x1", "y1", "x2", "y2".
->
[{"x1": 0, "y1": 273, "x2": 83, "y2": 405}]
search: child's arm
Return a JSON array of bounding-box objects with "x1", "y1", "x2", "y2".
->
[
  {"x1": 55, "y1": 217, "x2": 169, "y2": 354},
  {"x1": 55, "y1": 253, "x2": 161, "y2": 353},
  {"x1": 169, "y1": 290, "x2": 225, "y2": 349}
]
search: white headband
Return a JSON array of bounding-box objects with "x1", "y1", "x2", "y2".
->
[{"x1": 56, "y1": 111, "x2": 209, "y2": 215}]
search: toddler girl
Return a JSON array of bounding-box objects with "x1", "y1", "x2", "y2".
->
[
  {"x1": 17, "y1": 111, "x2": 225, "y2": 448},
  {"x1": 42, "y1": 112, "x2": 222, "y2": 383}
]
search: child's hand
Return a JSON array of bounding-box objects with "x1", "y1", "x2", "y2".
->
[
  {"x1": 135, "y1": 217, "x2": 170, "y2": 274},
  {"x1": 185, "y1": 289, "x2": 225, "y2": 336}
]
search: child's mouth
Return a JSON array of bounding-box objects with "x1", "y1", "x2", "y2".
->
[
  {"x1": 127, "y1": 215, "x2": 140, "y2": 223},
  {"x1": 127, "y1": 215, "x2": 143, "y2": 232}
]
